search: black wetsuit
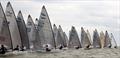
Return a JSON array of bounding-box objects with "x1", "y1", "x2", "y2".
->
[
  {"x1": 13, "y1": 48, "x2": 19, "y2": 51},
  {"x1": 13, "y1": 45, "x2": 19, "y2": 51},
  {"x1": 45, "y1": 45, "x2": 51, "y2": 52},
  {"x1": 0, "y1": 46, "x2": 7, "y2": 54},
  {"x1": 59, "y1": 46, "x2": 63, "y2": 50}
]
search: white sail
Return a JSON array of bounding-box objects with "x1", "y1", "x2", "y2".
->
[
  {"x1": 63, "y1": 32, "x2": 68, "y2": 47},
  {"x1": 37, "y1": 6, "x2": 55, "y2": 49},
  {"x1": 17, "y1": 11, "x2": 30, "y2": 49},
  {"x1": 5, "y1": 2, "x2": 21, "y2": 48},
  {"x1": 81, "y1": 27, "x2": 91, "y2": 48},
  {"x1": 53, "y1": 24, "x2": 59, "y2": 48},
  {"x1": 53, "y1": 24, "x2": 58, "y2": 38},
  {"x1": 110, "y1": 33, "x2": 117, "y2": 48},
  {"x1": 58, "y1": 25, "x2": 67, "y2": 47},
  {"x1": 26, "y1": 15, "x2": 36, "y2": 49},
  {"x1": 104, "y1": 31, "x2": 111, "y2": 48},
  {"x1": 0, "y1": 2, "x2": 12, "y2": 49},
  {"x1": 99, "y1": 31, "x2": 105, "y2": 48},
  {"x1": 68, "y1": 26, "x2": 81, "y2": 48},
  {"x1": 56, "y1": 27, "x2": 64, "y2": 48},
  {"x1": 86, "y1": 30, "x2": 92, "y2": 46},
  {"x1": 93, "y1": 29, "x2": 100, "y2": 48}
]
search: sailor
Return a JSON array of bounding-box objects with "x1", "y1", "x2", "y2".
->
[
  {"x1": 0, "y1": 45, "x2": 7, "y2": 54},
  {"x1": 45, "y1": 45, "x2": 51, "y2": 52},
  {"x1": 86, "y1": 45, "x2": 90, "y2": 48},
  {"x1": 108, "y1": 45, "x2": 112, "y2": 48},
  {"x1": 84, "y1": 45, "x2": 91, "y2": 50},
  {"x1": 20, "y1": 46, "x2": 26, "y2": 51},
  {"x1": 74, "y1": 46, "x2": 80, "y2": 49},
  {"x1": 13, "y1": 45, "x2": 19, "y2": 51},
  {"x1": 114, "y1": 46, "x2": 117, "y2": 48},
  {"x1": 59, "y1": 45, "x2": 63, "y2": 50}
]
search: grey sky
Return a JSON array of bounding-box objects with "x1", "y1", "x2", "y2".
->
[{"x1": 0, "y1": 0, "x2": 120, "y2": 46}]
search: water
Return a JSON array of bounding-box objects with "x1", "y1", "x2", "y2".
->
[
  {"x1": 0, "y1": 48, "x2": 120, "y2": 58},
  {"x1": 0, "y1": 50, "x2": 62, "y2": 58},
  {"x1": 0, "y1": 52, "x2": 51, "y2": 58}
]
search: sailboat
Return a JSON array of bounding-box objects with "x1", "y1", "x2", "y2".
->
[
  {"x1": 68, "y1": 26, "x2": 82, "y2": 49},
  {"x1": 93, "y1": 29, "x2": 100, "y2": 48},
  {"x1": 99, "y1": 31, "x2": 105, "y2": 48},
  {"x1": 37, "y1": 5, "x2": 55, "y2": 50},
  {"x1": 104, "y1": 31, "x2": 111, "y2": 48},
  {"x1": 81, "y1": 27, "x2": 91, "y2": 48},
  {"x1": 5, "y1": 2, "x2": 22, "y2": 49},
  {"x1": 0, "y1": 2, "x2": 12, "y2": 49},
  {"x1": 110, "y1": 33, "x2": 117, "y2": 48},
  {"x1": 26, "y1": 15, "x2": 36, "y2": 49},
  {"x1": 17, "y1": 11, "x2": 30, "y2": 49}
]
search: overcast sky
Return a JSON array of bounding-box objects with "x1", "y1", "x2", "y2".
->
[{"x1": 0, "y1": 0, "x2": 120, "y2": 46}]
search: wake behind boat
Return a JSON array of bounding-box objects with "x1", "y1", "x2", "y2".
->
[{"x1": 0, "y1": 51, "x2": 28, "y2": 57}]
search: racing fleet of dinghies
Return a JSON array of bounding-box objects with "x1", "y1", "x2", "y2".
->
[{"x1": 0, "y1": 2, "x2": 118, "y2": 52}]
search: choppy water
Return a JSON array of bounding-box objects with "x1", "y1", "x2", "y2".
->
[
  {"x1": 0, "y1": 50, "x2": 61, "y2": 58},
  {"x1": 0, "y1": 52, "x2": 52, "y2": 58},
  {"x1": 0, "y1": 48, "x2": 120, "y2": 58}
]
